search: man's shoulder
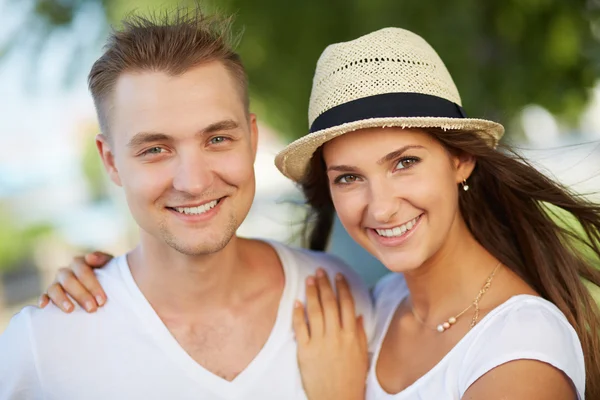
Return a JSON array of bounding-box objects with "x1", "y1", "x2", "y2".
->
[
  {"x1": 269, "y1": 240, "x2": 358, "y2": 277},
  {"x1": 11, "y1": 296, "x2": 108, "y2": 336},
  {"x1": 2, "y1": 305, "x2": 37, "y2": 336},
  {"x1": 0, "y1": 306, "x2": 44, "y2": 395},
  {"x1": 87, "y1": 254, "x2": 131, "y2": 301},
  {"x1": 269, "y1": 241, "x2": 376, "y2": 339},
  {"x1": 93, "y1": 254, "x2": 126, "y2": 282},
  {"x1": 373, "y1": 272, "x2": 406, "y2": 303},
  {"x1": 0, "y1": 304, "x2": 73, "y2": 360},
  {"x1": 9, "y1": 256, "x2": 130, "y2": 336},
  {"x1": 269, "y1": 241, "x2": 371, "y2": 301}
]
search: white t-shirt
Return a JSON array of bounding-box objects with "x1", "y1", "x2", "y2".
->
[
  {"x1": 0, "y1": 241, "x2": 373, "y2": 400},
  {"x1": 366, "y1": 273, "x2": 586, "y2": 400}
]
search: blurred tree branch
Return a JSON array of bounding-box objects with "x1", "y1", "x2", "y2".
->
[{"x1": 2, "y1": 0, "x2": 600, "y2": 140}]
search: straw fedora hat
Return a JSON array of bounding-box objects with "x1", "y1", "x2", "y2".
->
[{"x1": 275, "y1": 27, "x2": 504, "y2": 182}]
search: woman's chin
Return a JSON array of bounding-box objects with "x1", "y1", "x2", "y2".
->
[{"x1": 377, "y1": 251, "x2": 424, "y2": 274}]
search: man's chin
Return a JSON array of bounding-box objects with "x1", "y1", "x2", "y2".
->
[
  {"x1": 162, "y1": 232, "x2": 236, "y2": 257},
  {"x1": 173, "y1": 242, "x2": 229, "y2": 256},
  {"x1": 154, "y1": 215, "x2": 239, "y2": 256}
]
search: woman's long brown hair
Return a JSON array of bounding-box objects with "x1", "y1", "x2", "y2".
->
[{"x1": 301, "y1": 128, "x2": 600, "y2": 398}]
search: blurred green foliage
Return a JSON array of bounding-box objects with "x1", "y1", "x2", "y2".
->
[
  {"x1": 544, "y1": 202, "x2": 600, "y2": 302},
  {"x1": 226, "y1": 0, "x2": 600, "y2": 140},
  {"x1": 0, "y1": 206, "x2": 52, "y2": 273},
  {"x1": 81, "y1": 127, "x2": 110, "y2": 202},
  {"x1": 3, "y1": 0, "x2": 600, "y2": 141}
]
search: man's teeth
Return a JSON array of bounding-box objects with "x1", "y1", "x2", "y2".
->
[
  {"x1": 375, "y1": 216, "x2": 420, "y2": 238},
  {"x1": 174, "y1": 200, "x2": 218, "y2": 215}
]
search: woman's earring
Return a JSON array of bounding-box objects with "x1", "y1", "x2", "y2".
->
[{"x1": 462, "y1": 179, "x2": 470, "y2": 191}]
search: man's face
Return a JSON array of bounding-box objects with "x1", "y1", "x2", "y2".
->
[{"x1": 97, "y1": 62, "x2": 258, "y2": 256}]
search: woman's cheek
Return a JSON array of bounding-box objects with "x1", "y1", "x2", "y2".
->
[{"x1": 333, "y1": 190, "x2": 370, "y2": 242}]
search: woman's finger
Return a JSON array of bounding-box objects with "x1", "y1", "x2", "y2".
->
[
  {"x1": 356, "y1": 315, "x2": 368, "y2": 351},
  {"x1": 46, "y1": 282, "x2": 74, "y2": 313},
  {"x1": 38, "y1": 293, "x2": 50, "y2": 308},
  {"x1": 305, "y1": 276, "x2": 324, "y2": 337},
  {"x1": 72, "y1": 257, "x2": 107, "y2": 306},
  {"x1": 83, "y1": 251, "x2": 113, "y2": 268},
  {"x1": 292, "y1": 300, "x2": 310, "y2": 345},
  {"x1": 315, "y1": 268, "x2": 340, "y2": 334},
  {"x1": 335, "y1": 273, "x2": 357, "y2": 332},
  {"x1": 56, "y1": 268, "x2": 98, "y2": 312}
]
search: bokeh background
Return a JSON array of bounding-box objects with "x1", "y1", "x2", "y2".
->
[{"x1": 2, "y1": 0, "x2": 600, "y2": 332}]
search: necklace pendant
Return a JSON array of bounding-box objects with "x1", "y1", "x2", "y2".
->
[
  {"x1": 437, "y1": 321, "x2": 452, "y2": 333},
  {"x1": 412, "y1": 262, "x2": 502, "y2": 334}
]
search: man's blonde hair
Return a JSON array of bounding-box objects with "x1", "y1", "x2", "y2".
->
[{"x1": 88, "y1": 6, "x2": 248, "y2": 135}]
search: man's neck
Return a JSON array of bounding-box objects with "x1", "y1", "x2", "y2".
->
[
  {"x1": 125, "y1": 234, "x2": 286, "y2": 381},
  {"x1": 127, "y1": 234, "x2": 252, "y2": 316}
]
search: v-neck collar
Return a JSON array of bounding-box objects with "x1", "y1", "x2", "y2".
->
[{"x1": 116, "y1": 241, "x2": 296, "y2": 398}]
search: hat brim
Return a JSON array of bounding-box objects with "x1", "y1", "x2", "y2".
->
[{"x1": 274, "y1": 116, "x2": 504, "y2": 182}]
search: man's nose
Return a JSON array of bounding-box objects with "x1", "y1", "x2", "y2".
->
[{"x1": 172, "y1": 152, "x2": 214, "y2": 196}]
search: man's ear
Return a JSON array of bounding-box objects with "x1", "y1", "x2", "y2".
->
[
  {"x1": 96, "y1": 134, "x2": 122, "y2": 187},
  {"x1": 248, "y1": 113, "x2": 259, "y2": 162}
]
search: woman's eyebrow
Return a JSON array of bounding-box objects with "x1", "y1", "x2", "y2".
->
[
  {"x1": 377, "y1": 145, "x2": 424, "y2": 165},
  {"x1": 327, "y1": 164, "x2": 357, "y2": 173},
  {"x1": 327, "y1": 145, "x2": 425, "y2": 172}
]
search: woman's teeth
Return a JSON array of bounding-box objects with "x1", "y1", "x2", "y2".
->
[{"x1": 375, "y1": 216, "x2": 420, "y2": 237}]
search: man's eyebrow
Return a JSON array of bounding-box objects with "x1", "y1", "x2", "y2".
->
[
  {"x1": 376, "y1": 145, "x2": 424, "y2": 165},
  {"x1": 326, "y1": 145, "x2": 425, "y2": 172},
  {"x1": 199, "y1": 119, "x2": 240, "y2": 135},
  {"x1": 127, "y1": 132, "x2": 172, "y2": 148},
  {"x1": 126, "y1": 119, "x2": 241, "y2": 148}
]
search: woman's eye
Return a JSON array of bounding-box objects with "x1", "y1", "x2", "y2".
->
[
  {"x1": 337, "y1": 175, "x2": 359, "y2": 184},
  {"x1": 395, "y1": 157, "x2": 419, "y2": 170}
]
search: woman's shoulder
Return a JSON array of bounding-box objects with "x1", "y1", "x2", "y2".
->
[
  {"x1": 473, "y1": 294, "x2": 580, "y2": 344},
  {"x1": 458, "y1": 295, "x2": 586, "y2": 398}
]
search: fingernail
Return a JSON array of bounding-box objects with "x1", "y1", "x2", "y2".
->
[
  {"x1": 85, "y1": 301, "x2": 95, "y2": 311},
  {"x1": 63, "y1": 302, "x2": 73, "y2": 311},
  {"x1": 93, "y1": 252, "x2": 108, "y2": 262},
  {"x1": 316, "y1": 268, "x2": 325, "y2": 277},
  {"x1": 38, "y1": 298, "x2": 44, "y2": 308},
  {"x1": 294, "y1": 300, "x2": 303, "y2": 308},
  {"x1": 96, "y1": 295, "x2": 105, "y2": 306},
  {"x1": 335, "y1": 273, "x2": 344, "y2": 281},
  {"x1": 306, "y1": 276, "x2": 315, "y2": 285}
]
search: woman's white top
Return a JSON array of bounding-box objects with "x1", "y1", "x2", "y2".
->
[{"x1": 366, "y1": 273, "x2": 586, "y2": 400}]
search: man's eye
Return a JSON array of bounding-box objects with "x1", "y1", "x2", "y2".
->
[
  {"x1": 142, "y1": 147, "x2": 165, "y2": 155},
  {"x1": 209, "y1": 136, "x2": 228, "y2": 144}
]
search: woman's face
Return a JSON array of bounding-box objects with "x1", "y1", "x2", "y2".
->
[{"x1": 322, "y1": 127, "x2": 474, "y2": 273}]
